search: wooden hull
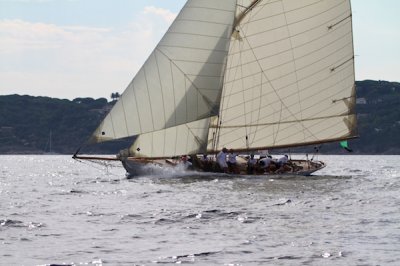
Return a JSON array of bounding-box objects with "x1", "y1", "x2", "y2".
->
[{"x1": 122, "y1": 156, "x2": 326, "y2": 178}]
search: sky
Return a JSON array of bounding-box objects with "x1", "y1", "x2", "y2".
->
[{"x1": 0, "y1": 0, "x2": 399, "y2": 100}]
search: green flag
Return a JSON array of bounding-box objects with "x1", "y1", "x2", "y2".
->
[{"x1": 340, "y1": 141, "x2": 353, "y2": 152}]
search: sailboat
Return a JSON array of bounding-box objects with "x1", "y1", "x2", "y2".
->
[
  {"x1": 44, "y1": 130, "x2": 57, "y2": 155},
  {"x1": 74, "y1": 0, "x2": 357, "y2": 176}
]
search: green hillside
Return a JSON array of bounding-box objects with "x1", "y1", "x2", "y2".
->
[
  {"x1": 0, "y1": 95, "x2": 127, "y2": 154},
  {"x1": 0, "y1": 80, "x2": 399, "y2": 154}
]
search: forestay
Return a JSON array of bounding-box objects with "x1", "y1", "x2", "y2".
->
[{"x1": 209, "y1": 0, "x2": 357, "y2": 152}]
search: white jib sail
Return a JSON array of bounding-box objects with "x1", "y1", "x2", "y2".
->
[
  {"x1": 209, "y1": 0, "x2": 357, "y2": 152},
  {"x1": 91, "y1": 0, "x2": 237, "y2": 148}
]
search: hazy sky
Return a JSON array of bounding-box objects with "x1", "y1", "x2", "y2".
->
[{"x1": 0, "y1": 0, "x2": 399, "y2": 100}]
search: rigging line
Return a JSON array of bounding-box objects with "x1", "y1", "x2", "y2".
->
[
  {"x1": 280, "y1": 0, "x2": 306, "y2": 142},
  {"x1": 234, "y1": 24, "x2": 288, "y2": 146},
  {"x1": 174, "y1": 18, "x2": 233, "y2": 27},
  {"x1": 143, "y1": 67, "x2": 156, "y2": 132},
  {"x1": 228, "y1": 30, "x2": 352, "y2": 79},
  {"x1": 225, "y1": 31, "x2": 353, "y2": 83},
  {"x1": 168, "y1": 53, "x2": 178, "y2": 128},
  {"x1": 185, "y1": 124, "x2": 194, "y2": 154},
  {"x1": 185, "y1": 76, "x2": 188, "y2": 124},
  {"x1": 131, "y1": 82, "x2": 143, "y2": 134},
  {"x1": 332, "y1": 96, "x2": 353, "y2": 104},
  {"x1": 234, "y1": 0, "x2": 265, "y2": 29},
  {"x1": 328, "y1": 14, "x2": 352, "y2": 30},
  {"x1": 229, "y1": 0, "x2": 280, "y2": 147},
  {"x1": 249, "y1": 71, "x2": 264, "y2": 145},
  {"x1": 154, "y1": 51, "x2": 167, "y2": 157},
  {"x1": 221, "y1": 97, "x2": 357, "y2": 145},
  {"x1": 166, "y1": 59, "x2": 226, "y2": 66},
  {"x1": 245, "y1": 0, "x2": 280, "y2": 147},
  {"x1": 211, "y1": 113, "x2": 352, "y2": 128},
  {"x1": 268, "y1": 120, "x2": 353, "y2": 147},
  {"x1": 109, "y1": 107, "x2": 117, "y2": 141},
  {"x1": 331, "y1": 57, "x2": 355, "y2": 72},
  {"x1": 156, "y1": 48, "x2": 221, "y2": 111},
  {"x1": 220, "y1": 111, "x2": 354, "y2": 149},
  {"x1": 120, "y1": 93, "x2": 130, "y2": 137},
  {"x1": 166, "y1": 31, "x2": 231, "y2": 40},
  {"x1": 239, "y1": 32, "x2": 249, "y2": 148},
  {"x1": 158, "y1": 44, "x2": 228, "y2": 53},
  {"x1": 74, "y1": 158, "x2": 122, "y2": 177},
  {"x1": 225, "y1": 15, "x2": 351, "y2": 146},
  {"x1": 239, "y1": 1, "x2": 265, "y2": 149},
  {"x1": 184, "y1": 5, "x2": 236, "y2": 15},
  {"x1": 240, "y1": 0, "x2": 346, "y2": 31},
  {"x1": 223, "y1": 50, "x2": 354, "y2": 108},
  {"x1": 220, "y1": 74, "x2": 355, "y2": 131},
  {"x1": 212, "y1": 18, "x2": 239, "y2": 151},
  {"x1": 228, "y1": 13, "x2": 351, "y2": 58},
  {"x1": 245, "y1": 3, "x2": 263, "y2": 147},
  {"x1": 221, "y1": 49, "x2": 354, "y2": 116}
]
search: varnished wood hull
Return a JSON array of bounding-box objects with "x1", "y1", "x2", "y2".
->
[{"x1": 122, "y1": 156, "x2": 326, "y2": 178}]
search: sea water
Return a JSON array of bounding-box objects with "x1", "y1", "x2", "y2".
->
[{"x1": 1, "y1": 155, "x2": 400, "y2": 266}]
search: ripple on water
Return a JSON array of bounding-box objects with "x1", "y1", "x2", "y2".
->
[
  {"x1": 0, "y1": 219, "x2": 44, "y2": 230},
  {"x1": 155, "y1": 251, "x2": 221, "y2": 264}
]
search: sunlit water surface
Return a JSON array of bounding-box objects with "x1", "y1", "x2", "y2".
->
[{"x1": 1, "y1": 155, "x2": 400, "y2": 265}]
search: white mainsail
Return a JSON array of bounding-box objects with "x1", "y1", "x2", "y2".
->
[
  {"x1": 88, "y1": 0, "x2": 357, "y2": 158},
  {"x1": 91, "y1": 0, "x2": 237, "y2": 150},
  {"x1": 209, "y1": 0, "x2": 357, "y2": 152}
]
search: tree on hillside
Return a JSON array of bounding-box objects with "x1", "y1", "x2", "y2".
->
[{"x1": 111, "y1": 92, "x2": 120, "y2": 101}]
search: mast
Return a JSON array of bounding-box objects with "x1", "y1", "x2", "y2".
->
[{"x1": 234, "y1": 0, "x2": 262, "y2": 30}]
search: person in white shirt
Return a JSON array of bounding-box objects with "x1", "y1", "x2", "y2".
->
[
  {"x1": 216, "y1": 148, "x2": 228, "y2": 173},
  {"x1": 227, "y1": 149, "x2": 239, "y2": 174},
  {"x1": 179, "y1": 155, "x2": 192, "y2": 170},
  {"x1": 277, "y1": 155, "x2": 289, "y2": 167}
]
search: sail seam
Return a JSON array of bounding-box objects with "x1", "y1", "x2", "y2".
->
[
  {"x1": 159, "y1": 44, "x2": 228, "y2": 53},
  {"x1": 240, "y1": 0, "x2": 347, "y2": 28},
  {"x1": 208, "y1": 135, "x2": 357, "y2": 153},
  {"x1": 109, "y1": 111, "x2": 117, "y2": 139},
  {"x1": 224, "y1": 44, "x2": 353, "y2": 97},
  {"x1": 173, "y1": 18, "x2": 233, "y2": 27},
  {"x1": 154, "y1": 51, "x2": 167, "y2": 156},
  {"x1": 120, "y1": 94, "x2": 130, "y2": 136},
  {"x1": 281, "y1": 0, "x2": 306, "y2": 143},
  {"x1": 330, "y1": 57, "x2": 354, "y2": 72},
  {"x1": 169, "y1": 58, "x2": 177, "y2": 128},
  {"x1": 156, "y1": 48, "x2": 218, "y2": 112},
  {"x1": 212, "y1": 0, "x2": 240, "y2": 151},
  {"x1": 234, "y1": 19, "x2": 304, "y2": 145},
  {"x1": 218, "y1": 112, "x2": 354, "y2": 149},
  {"x1": 218, "y1": 72, "x2": 354, "y2": 137},
  {"x1": 328, "y1": 14, "x2": 352, "y2": 30},
  {"x1": 143, "y1": 67, "x2": 155, "y2": 132},
  {"x1": 183, "y1": 6, "x2": 236, "y2": 14},
  {"x1": 131, "y1": 84, "x2": 143, "y2": 133},
  {"x1": 227, "y1": 19, "x2": 351, "y2": 67},
  {"x1": 212, "y1": 112, "x2": 352, "y2": 128},
  {"x1": 163, "y1": 59, "x2": 226, "y2": 66},
  {"x1": 230, "y1": 9, "x2": 350, "y2": 54},
  {"x1": 221, "y1": 69, "x2": 354, "y2": 126},
  {"x1": 166, "y1": 31, "x2": 230, "y2": 40}
]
